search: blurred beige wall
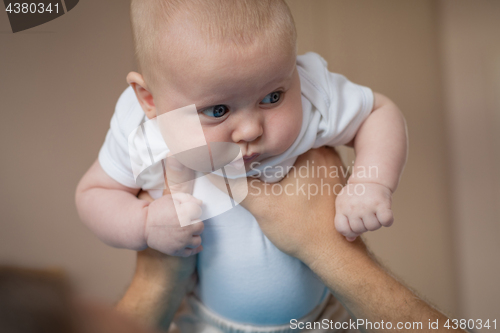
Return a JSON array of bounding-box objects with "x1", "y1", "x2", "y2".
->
[
  {"x1": 287, "y1": 0, "x2": 458, "y2": 314},
  {"x1": 0, "y1": 0, "x2": 498, "y2": 322},
  {"x1": 0, "y1": 0, "x2": 137, "y2": 302},
  {"x1": 439, "y1": 0, "x2": 500, "y2": 323}
]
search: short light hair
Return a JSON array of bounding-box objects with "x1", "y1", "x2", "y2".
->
[{"x1": 130, "y1": 0, "x2": 297, "y2": 89}]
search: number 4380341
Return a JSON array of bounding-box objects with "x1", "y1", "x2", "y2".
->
[
  {"x1": 444, "y1": 319, "x2": 496, "y2": 330},
  {"x1": 5, "y1": 2, "x2": 59, "y2": 14}
]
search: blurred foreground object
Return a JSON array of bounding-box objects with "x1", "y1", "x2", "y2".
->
[{"x1": 0, "y1": 266, "x2": 76, "y2": 333}]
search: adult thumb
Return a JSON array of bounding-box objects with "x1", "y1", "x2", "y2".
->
[
  {"x1": 239, "y1": 176, "x2": 268, "y2": 212},
  {"x1": 162, "y1": 157, "x2": 196, "y2": 196}
]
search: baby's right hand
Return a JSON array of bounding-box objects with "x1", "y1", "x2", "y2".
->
[{"x1": 144, "y1": 192, "x2": 204, "y2": 257}]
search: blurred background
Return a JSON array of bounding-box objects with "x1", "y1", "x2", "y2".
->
[{"x1": 0, "y1": 0, "x2": 498, "y2": 328}]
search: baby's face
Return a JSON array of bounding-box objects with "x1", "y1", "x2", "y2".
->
[{"x1": 153, "y1": 33, "x2": 303, "y2": 166}]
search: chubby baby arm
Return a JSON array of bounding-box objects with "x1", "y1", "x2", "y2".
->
[
  {"x1": 75, "y1": 159, "x2": 204, "y2": 256},
  {"x1": 145, "y1": 191, "x2": 204, "y2": 257},
  {"x1": 335, "y1": 92, "x2": 408, "y2": 241}
]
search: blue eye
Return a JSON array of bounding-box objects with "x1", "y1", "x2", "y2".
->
[
  {"x1": 261, "y1": 91, "x2": 282, "y2": 104},
  {"x1": 202, "y1": 105, "x2": 229, "y2": 118}
]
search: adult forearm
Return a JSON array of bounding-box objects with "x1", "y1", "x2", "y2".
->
[
  {"x1": 116, "y1": 249, "x2": 195, "y2": 329},
  {"x1": 311, "y1": 240, "x2": 466, "y2": 333},
  {"x1": 76, "y1": 187, "x2": 149, "y2": 250}
]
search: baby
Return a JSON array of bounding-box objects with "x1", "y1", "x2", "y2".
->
[{"x1": 76, "y1": 0, "x2": 407, "y2": 329}]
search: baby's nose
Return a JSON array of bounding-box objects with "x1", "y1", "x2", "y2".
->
[{"x1": 231, "y1": 115, "x2": 264, "y2": 143}]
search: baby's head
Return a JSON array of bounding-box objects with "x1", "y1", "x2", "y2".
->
[{"x1": 128, "y1": 0, "x2": 303, "y2": 164}]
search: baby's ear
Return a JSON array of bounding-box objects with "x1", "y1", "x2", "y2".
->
[{"x1": 126, "y1": 71, "x2": 156, "y2": 119}]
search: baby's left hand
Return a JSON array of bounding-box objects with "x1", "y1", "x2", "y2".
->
[{"x1": 334, "y1": 182, "x2": 394, "y2": 241}]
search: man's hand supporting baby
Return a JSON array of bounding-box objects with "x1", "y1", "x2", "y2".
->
[
  {"x1": 335, "y1": 92, "x2": 408, "y2": 241},
  {"x1": 118, "y1": 147, "x2": 463, "y2": 333}
]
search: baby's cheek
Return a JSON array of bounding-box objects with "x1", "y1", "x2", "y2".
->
[
  {"x1": 266, "y1": 110, "x2": 302, "y2": 154},
  {"x1": 201, "y1": 125, "x2": 230, "y2": 145}
]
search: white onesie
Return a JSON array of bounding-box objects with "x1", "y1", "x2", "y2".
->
[{"x1": 98, "y1": 52, "x2": 374, "y2": 325}]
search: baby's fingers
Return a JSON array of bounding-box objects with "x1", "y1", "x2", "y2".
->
[
  {"x1": 179, "y1": 245, "x2": 203, "y2": 257},
  {"x1": 179, "y1": 201, "x2": 203, "y2": 219},
  {"x1": 175, "y1": 203, "x2": 202, "y2": 227},
  {"x1": 348, "y1": 216, "x2": 367, "y2": 235},
  {"x1": 362, "y1": 213, "x2": 382, "y2": 231},
  {"x1": 186, "y1": 235, "x2": 202, "y2": 249},
  {"x1": 335, "y1": 214, "x2": 358, "y2": 240},
  {"x1": 171, "y1": 193, "x2": 203, "y2": 226},
  {"x1": 185, "y1": 221, "x2": 204, "y2": 235},
  {"x1": 172, "y1": 192, "x2": 202, "y2": 206},
  {"x1": 376, "y1": 208, "x2": 394, "y2": 227}
]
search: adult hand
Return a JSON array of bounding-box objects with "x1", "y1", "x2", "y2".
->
[
  {"x1": 240, "y1": 147, "x2": 363, "y2": 271},
  {"x1": 116, "y1": 190, "x2": 196, "y2": 330},
  {"x1": 240, "y1": 147, "x2": 466, "y2": 333},
  {"x1": 117, "y1": 158, "x2": 199, "y2": 330}
]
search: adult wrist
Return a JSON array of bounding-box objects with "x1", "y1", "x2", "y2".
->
[
  {"x1": 116, "y1": 250, "x2": 195, "y2": 327},
  {"x1": 307, "y1": 237, "x2": 372, "y2": 295},
  {"x1": 135, "y1": 249, "x2": 195, "y2": 285}
]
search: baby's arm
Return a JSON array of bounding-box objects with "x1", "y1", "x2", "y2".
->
[
  {"x1": 75, "y1": 159, "x2": 204, "y2": 256},
  {"x1": 335, "y1": 92, "x2": 408, "y2": 241}
]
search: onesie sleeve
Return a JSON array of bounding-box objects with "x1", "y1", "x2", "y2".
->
[
  {"x1": 98, "y1": 86, "x2": 144, "y2": 189},
  {"x1": 298, "y1": 52, "x2": 374, "y2": 148},
  {"x1": 322, "y1": 71, "x2": 374, "y2": 147}
]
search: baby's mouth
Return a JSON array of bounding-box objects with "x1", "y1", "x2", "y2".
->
[{"x1": 243, "y1": 153, "x2": 260, "y2": 163}]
